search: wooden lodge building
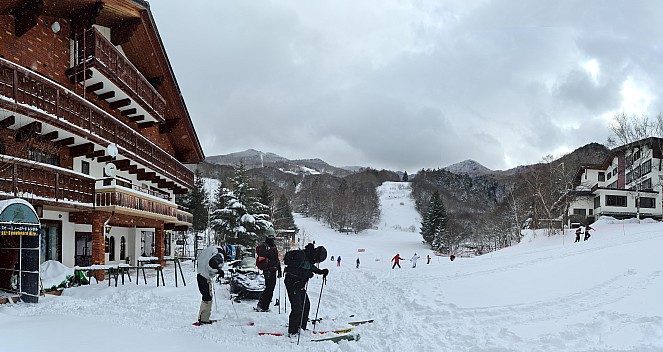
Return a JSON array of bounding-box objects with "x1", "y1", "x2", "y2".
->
[{"x1": 0, "y1": 0, "x2": 204, "y2": 279}]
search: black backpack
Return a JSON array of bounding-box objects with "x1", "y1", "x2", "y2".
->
[{"x1": 283, "y1": 249, "x2": 306, "y2": 268}]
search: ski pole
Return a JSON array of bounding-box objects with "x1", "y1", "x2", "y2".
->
[
  {"x1": 278, "y1": 276, "x2": 281, "y2": 314},
  {"x1": 226, "y1": 284, "x2": 245, "y2": 334},
  {"x1": 297, "y1": 281, "x2": 309, "y2": 345},
  {"x1": 312, "y1": 278, "x2": 325, "y2": 332},
  {"x1": 212, "y1": 281, "x2": 218, "y2": 313}
]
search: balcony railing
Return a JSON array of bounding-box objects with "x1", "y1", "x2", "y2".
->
[
  {"x1": 0, "y1": 57, "x2": 193, "y2": 189},
  {"x1": 73, "y1": 28, "x2": 166, "y2": 121},
  {"x1": 0, "y1": 158, "x2": 94, "y2": 204},
  {"x1": 176, "y1": 208, "x2": 193, "y2": 224},
  {"x1": 95, "y1": 185, "x2": 178, "y2": 220}
]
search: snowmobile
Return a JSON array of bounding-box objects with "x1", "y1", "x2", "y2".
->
[{"x1": 228, "y1": 257, "x2": 265, "y2": 301}]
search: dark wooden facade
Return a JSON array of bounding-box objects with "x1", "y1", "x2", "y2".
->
[{"x1": 0, "y1": 0, "x2": 204, "y2": 274}]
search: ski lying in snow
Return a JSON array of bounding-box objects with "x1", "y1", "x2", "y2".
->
[
  {"x1": 193, "y1": 321, "x2": 254, "y2": 327},
  {"x1": 348, "y1": 319, "x2": 374, "y2": 326},
  {"x1": 311, "y1": 317, "x2": 374, "y2": 326},
  {"x1": 259, "y1": 327, "x2": 355, "y2": 337},
  {"x1": 311, "y1": 333, "x2": 360, "y2": 343},
  {"x1": 312, "y1": 327, "x2": 355, "y2": 335}
]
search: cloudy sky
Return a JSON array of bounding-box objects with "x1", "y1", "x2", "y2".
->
[{"x1": 150, "y1": 0, "x2": 662, "y2": 173}]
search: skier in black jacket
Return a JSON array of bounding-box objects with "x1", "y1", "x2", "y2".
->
[
  {"x1": 284, "y1": 243, "x2": 328, "y2": 336},
  {"x1": 256, "y1": 231, "x2": 282, "y2": 312}
]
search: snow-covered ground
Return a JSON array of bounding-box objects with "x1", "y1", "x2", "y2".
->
[{"x1": 1, "y1": 181, "x2": 662, "y2": 351}]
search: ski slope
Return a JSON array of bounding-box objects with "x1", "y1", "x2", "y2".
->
[{"x1": 1, "y1": 181, "x2": 662, "y2": 351}]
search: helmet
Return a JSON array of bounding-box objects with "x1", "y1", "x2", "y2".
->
[
  {"x1": 265, "y1": 227, "x2": 276, "y2": 238},
  {"x1": 314, "y1": 246, "x2": 327, "y2": 263}
]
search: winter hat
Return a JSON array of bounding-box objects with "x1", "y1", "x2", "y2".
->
[{"x1": 314, "y1": 246, "x2": 327, "y2": 263}]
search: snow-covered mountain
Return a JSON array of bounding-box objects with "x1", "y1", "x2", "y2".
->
[
  {"x1": 443, "y1": 159, "x2": 492, "y2": 175},
  {"x1": 204, "y1": 149, "x2": 353, "y2": 177}
]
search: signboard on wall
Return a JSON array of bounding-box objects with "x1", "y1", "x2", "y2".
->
[{"x1": 0, "y1": 224, "x2": 39, "y2": 236}]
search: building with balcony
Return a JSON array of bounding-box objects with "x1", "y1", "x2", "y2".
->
[
  {"x1": 568, "y1": 137, "x2": 663, "y2": 225},
  {"x1": 0, "y1": 0, "x2": 204, "y2": 279}
]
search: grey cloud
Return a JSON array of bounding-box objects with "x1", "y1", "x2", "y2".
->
[{"x1": 151, "y1": 0, "x2": 663, "y2": 173}]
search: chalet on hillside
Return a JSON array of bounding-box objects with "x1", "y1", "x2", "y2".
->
[
  {"x1": 568, "y1": 137, "x2": 663, "y2": 225},
  {"x1": 0, "y1": 0, "x2": 204, "y2": 299}
]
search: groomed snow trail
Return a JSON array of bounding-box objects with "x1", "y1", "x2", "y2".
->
[{"x1": 1, "y1": 181, "x2": 662, "y2": 351}]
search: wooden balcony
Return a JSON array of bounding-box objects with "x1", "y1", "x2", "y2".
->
[
  {"x1": 95, "y1": 184, "x2": 179, "y2": 222},
  {"x1": 70, "y1": 28, "x2": 166, "y2": 122},
  {"x1": 0, "y1": 57, "x2": 193, "y2": 190},
  {"x1": 176, "y1": 207, "x2": 193, "y2": 224},
  {"x1": 0, "y1": 158, "x2": 94, "y2": 205}
]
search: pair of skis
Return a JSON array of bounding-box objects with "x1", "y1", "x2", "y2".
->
[{"x1": 259, "y1": 327, "x2": 360, "y2": 343}]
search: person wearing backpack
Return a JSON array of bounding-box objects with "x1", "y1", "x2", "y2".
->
[
  {"x1": 284, "y1": 243, "x2": 329, "y2": 337},
  {"x1": 196, "y1": 245, "x2": 225, "y2": 325},
  {"x1": 584, "y1": 224, "x2": 594, "y2": 241},
  {"x1": 255, "y1": 230, "x2": 282, "y2": 312}
]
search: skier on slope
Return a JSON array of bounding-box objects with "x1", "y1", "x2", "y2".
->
[
  {"x1": 256, "y1": 229, "x2": 282, "y2": 312},
  {"x1": 284, "y1": 243, "x2": 329, "y2": 337},
  {"x1": 411, "y1": 253, "x2": 420, "y2": 268},
  {"x1": 196, "y1": 245, "x2": 225, "y2": 325},
  {"x1": 584, "y1": 224, "x2": 594, "y2": 241},
  {"x1": 575, "y1": 227, "x2": 583, "y2": 243},
  {"x1": 391, "y1": 253, "x2": 405, "y2": 269}
]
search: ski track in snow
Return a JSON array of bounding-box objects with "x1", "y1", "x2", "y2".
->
[{"x1": 2, "y1": 181, "x2": 663, "y2": 351}]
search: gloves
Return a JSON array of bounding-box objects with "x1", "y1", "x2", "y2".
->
[
  {"x1": 217, "y1": 269, "x2": 224, "y2": 278},
  {"x1": 321, "y1": 268, "x2": 329, "y2": 284}
]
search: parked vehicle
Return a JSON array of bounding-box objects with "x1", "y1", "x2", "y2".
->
[{"x1": 228, "y1": 257, "x2": 265, "y2": 301}]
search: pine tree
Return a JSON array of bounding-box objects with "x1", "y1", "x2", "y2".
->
[
  {"x1": 273, "y1": 194, "x2": 297, "y2": 232},
  {"x1": 420, "y1": 190, "x2": 449, "y2": 252},
  {"x1": 184, "y1": 169, "x2": 209, "y2": 234},
  {"x1": 258, "y1": 180, "x2": 274, "y2": 219},
  {"x1": 403, "y1": 171, "x2": 409, "y2": 182},
  {"x1": 209, "y1": 162, "x2": 272, "y2": 248}
]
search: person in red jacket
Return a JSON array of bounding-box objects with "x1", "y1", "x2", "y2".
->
[{"x1": 391, "y1": 253, "x2": 404, "y2": 269}]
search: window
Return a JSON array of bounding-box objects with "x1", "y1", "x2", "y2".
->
[
  {"x1": 39, "y1": 221, "x2": 61, "y2": 263},
  {"x1": 120, "y1": 236, "x2": 126, "y2": 261},
  {"x1": 606, "y1": 195, "x2": 627, "y2": 207},
  {"x1": 641, "y1": 159, "x2": 652, "y2": 176},
  {"x1": 105, "y1": 236, "x2": 109, "y2": 253},
  {"x1": 608, "y1": 181, "x2": 617, "y2": 189},
  {"x1": 573, "y1": 209, "x2": 587, "y2": 216},
  {"x1": 594, "y1": 196, "x2": 601, "y2": 209},
  {"x1": 598, "y1": 172, "x2": 605, "y2": 182},
  {"x1": 81, "y1": 160, "x2": 90, "y2": 175},
  {"x1": 589, "y1": 209, "x2": 593, "y2": 215},
  {"x1": 164, "y1": 233, "x2": 171, "y2": 256},
  {"x1": 641, "y1": 178, "x2": 652, "y2": 191},
  {"x1": 625, "y1": 172, "x2": 632, "y2": 184},
  {"x1": 613, "y1": 168, "x2": 617, "y2": 177},
  {"x1": 28, "y1": 149, "x2": 59, "y2": 166},
  {"x1": 109, "y1": 236, "x2": 115, "y2": 261},
  {"x1": 639, "y1": 197, "x2": 655, "y2": 209}
]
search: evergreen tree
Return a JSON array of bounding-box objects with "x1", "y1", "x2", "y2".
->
[
  {"x1": 420, "y1": 190, "x2": 449, "y2": 252},
  {"x1": 209, "y1": 162, "x2": 272, "y2": 248},
  {"x1": 183, "y1": 169, "x2": 209, "y2": 234},
  {"x1": 402, "y1": 171, "x2": 409, "y2": 182},
  {"x1": 258, "y1": 180, "x2": 274, "y2": 219},
  {"x1": 273, "y1": 194, "x2": 298, "y2": 232}
]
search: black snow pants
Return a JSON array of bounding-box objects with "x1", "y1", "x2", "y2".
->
[
  {"x1": 258, "y1": 270, "x2": 277, "y2": 310},
  {"x1": 197, "y1": 274, "x2": 212, "y2": 302},
  {"x1": 285, "y1": 274, "x2": 310, "y2": 335}
]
